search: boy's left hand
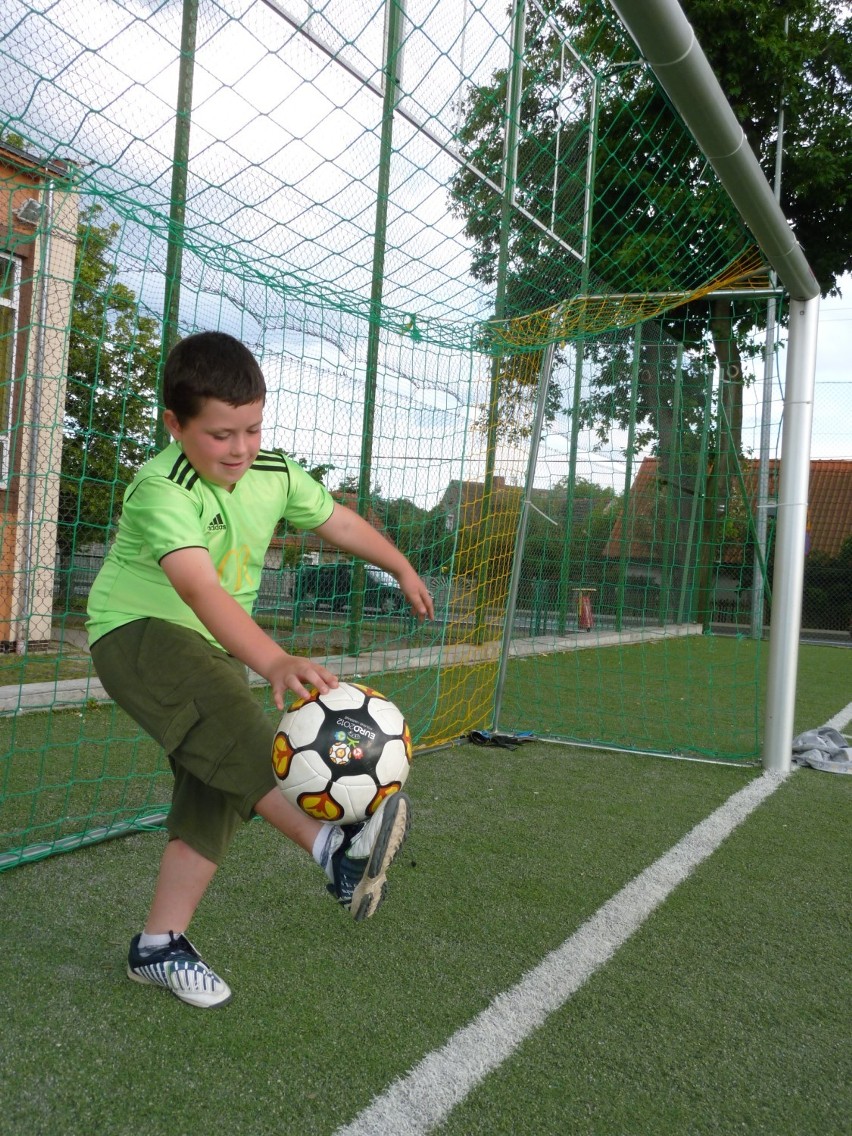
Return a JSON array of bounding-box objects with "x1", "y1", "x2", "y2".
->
[{"x1": 396, "y1": 566, "x2": 434, "y2": 621}]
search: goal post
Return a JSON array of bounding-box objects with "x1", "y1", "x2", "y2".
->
[{"x1": 610, "y1": 0, "x2": 822, "y2": 771}]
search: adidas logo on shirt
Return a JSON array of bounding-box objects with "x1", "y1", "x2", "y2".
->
[{"x1": 206, "y1": 512, "x2": 226, "y2": 532}]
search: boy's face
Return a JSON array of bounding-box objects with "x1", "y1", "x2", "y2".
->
[{"x1": 163, "y1": 398, "x2": 264, "y2": 489}]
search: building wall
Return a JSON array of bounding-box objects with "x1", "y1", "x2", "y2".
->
[{"x1": 1, "y1": 153, "x2": 77, "y2": 647}]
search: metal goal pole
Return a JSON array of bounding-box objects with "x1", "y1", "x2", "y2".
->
[
  {"x1": 610, "y1": 0, "x2": 822, "y2": 772},
  {"x1": 762, "y1": 298, "x2": 819, "y2": 771}
]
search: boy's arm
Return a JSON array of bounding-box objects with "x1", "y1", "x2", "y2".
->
[
  {"x1": 313, "y1": 503, "x2": 434, "y2": 621},
  {"x1": 159, "y1": 546, "x2": 337, "y2": 709}
]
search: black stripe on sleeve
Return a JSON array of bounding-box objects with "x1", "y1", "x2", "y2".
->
[{"x1": 252, "y1": 450, "x2": 292, "y2": 491}]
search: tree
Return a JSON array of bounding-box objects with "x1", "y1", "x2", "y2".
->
[
  {"x1": 58, "y1": 204, "x2": 160, "y2": 557},
  {"x1": 449, "y1": 0, "x2": 851, "y2": 618},
  {"x1": 368, "y1": 494, "x2": 456, "y2": 575},
  {"x1": 684, "y1": 0, "x2": 852, "y2": 297},
  {"x1": 678, "y1": 0, "x2": 852, "y2": 516},
  {"x1": 453, "y1": 0, "x2": 850, "y2": 423}
]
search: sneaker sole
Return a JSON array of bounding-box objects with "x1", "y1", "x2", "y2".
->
[
  {"x1": 127, "y1": 964, "x2": 233, "y2": 1009},
  {"x1": 349, "y1": 791, "x2": 410, "y2": 922}
]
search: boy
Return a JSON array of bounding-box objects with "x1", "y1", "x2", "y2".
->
[{"x1": 86, "y1": 330, "x2": 433, "y2": 1009}]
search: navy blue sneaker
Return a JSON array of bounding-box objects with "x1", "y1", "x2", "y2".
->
[
  {"x1": 328, "y1": 792, "x2": 410, "y2": 921},
  {"x1": 127, "y1": 932, "x2": 232, "y2": 1008}
]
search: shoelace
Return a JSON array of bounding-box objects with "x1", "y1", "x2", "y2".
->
[
  {"x1": 138, "y1": 933, "x2": 200, "y2": 964},
  {"x1": 332, "y1": 854, "x2": 363, "y2": 903}
]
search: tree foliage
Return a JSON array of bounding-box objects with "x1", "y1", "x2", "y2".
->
[
  {"x1": 58, "y1": 203, "x2": 160, "y2": 556},
  {"x1": 371, "y1": 495, "x2": 456, "y2": 575},
  {"x1": 449, "y1": 0, "x2": 852, "y2": 454},
  {"x1": 683, "y1": 0, "x2": 852, "y2": 296},
  {"x1": 519, "y1": 476, "x2": 617, "y2": 585}
]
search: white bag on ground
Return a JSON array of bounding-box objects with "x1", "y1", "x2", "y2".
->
[{"x1": 791, "y1": 727, "x2": 852, "y2": 774}]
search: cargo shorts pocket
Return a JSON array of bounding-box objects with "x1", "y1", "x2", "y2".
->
[
  {"x1": 159, "y1": 698, "x2": 239, "y2": 789},
  {"x1": 161, "y1": 699, "x2": 202, "y2": 758}
]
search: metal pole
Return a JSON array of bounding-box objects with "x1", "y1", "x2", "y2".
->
[
  {"x1": 615, "y1": 322, "x2": 642, "y2": 631},
  {"x1": 157, "y1": 0, "x2": 198, "y2": 447},
  {"x1": 751, "y1": 302, "x2": 778, "y2": 637},
  {"x1": 19, "y1": 181, "x2": 54, "y2": 651},
  {"x1": 473, "y1": 0, "x2": 525, "y2": 645},
  {"x1": 751, "y1": 15, "x2": 787, "y2": 639},
  {"x1": 762, "y1": 297, "x2": 819, "y2": 772},
  {"x1": 348, "y1": 0, "x2": 405, "y2": 656},
  {"x1": 558, "y1": 72, "x2": 599, "y2": 633},
  {"x1": 493, "y1": 340, "x2": 557, "y2": 731}
]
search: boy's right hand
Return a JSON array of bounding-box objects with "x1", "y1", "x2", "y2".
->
[
  {"x1": 267, "y1": 654, "x2": 339, "y2": 710},
  {"x1": 160, "y1": 549, "x2": 339, "y2": 711}
]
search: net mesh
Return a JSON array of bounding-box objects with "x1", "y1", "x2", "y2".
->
[{"x1": 0, "y1": 0, "x2": 788, "y2": 869}]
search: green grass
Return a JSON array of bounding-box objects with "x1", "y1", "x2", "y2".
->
[
  {"x1": 0, "y1": 645, "x2": 94, "y2": 685},
  {"x1": 498, "y1": 637, "x2": 852, "y2": 760},
  {"x1": 1, "y1": 743, "x2": 849, "y2": 1135},
  {"x1": 1, "y1": 639, "x2": 849, "y2": 864},
  {"x1": 437, "y1": 765, "x2": 851, "y2": 1136}
]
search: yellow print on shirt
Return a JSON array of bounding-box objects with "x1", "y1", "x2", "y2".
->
[{"x1": 216, "y1": 545, "x2": 254, "y2": 591}]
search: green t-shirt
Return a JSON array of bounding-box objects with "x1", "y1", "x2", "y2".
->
[{"x1": 86, "y1": 443, "x2": 334, "y2": 648}]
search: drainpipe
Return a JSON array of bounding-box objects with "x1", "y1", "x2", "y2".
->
[{"x1": 18, "y1": 180, "x2": 54, "y2": 652}]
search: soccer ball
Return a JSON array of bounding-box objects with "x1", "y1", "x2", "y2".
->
[{"x1": 272, "y1": 681, "x2": 412, "y2": 825}]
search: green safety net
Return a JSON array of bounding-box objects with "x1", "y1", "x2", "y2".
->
[{"x1": 0, "y1": 0, "x2": 784, "y2": 869}]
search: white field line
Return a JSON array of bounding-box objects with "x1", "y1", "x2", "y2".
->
[
  {"x1": 823, "y1": 702, "x2": 852, "y2": 733},
  {"x1": 332, "y1": 701, "x2": 847, "y2": 1136}
]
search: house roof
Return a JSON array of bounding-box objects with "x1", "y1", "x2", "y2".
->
[
  {"x1": 803, "y1": 460, "x2": 852, "y2": 558},
  {"x1": 0, "y1": 141, "x2": 70, "y2": 179},
  {"x1": 604, "y1": 456, "x2": 852, "y2": 562}
]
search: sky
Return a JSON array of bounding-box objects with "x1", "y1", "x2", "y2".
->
[
  {"x1": 3, "y1": 0, "x2": 847, "y2": 506},
  {"x1": 258, "y1": 278, "x2": 852, "y2": 510},
  {"x1": 809, "y1": 277, "x2": 851, "y2": 460},
  {"x1": 739, "y1": 273, "x2": 851, "y2": 468}
]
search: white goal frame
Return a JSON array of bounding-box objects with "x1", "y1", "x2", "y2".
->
[{"x1": 611, "y1": 0, "x2": 820, "y2": 773}]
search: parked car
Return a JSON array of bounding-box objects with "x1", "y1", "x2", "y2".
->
[{"x1": 297, "y1": 563, "x2": 407, "y2": 615}]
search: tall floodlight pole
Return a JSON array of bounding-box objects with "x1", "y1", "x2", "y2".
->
[
  {"x1": 157, "y1": 0, "x2": 198, "y2": 447},
  {"x1": 473, "y1": 0, "x2": 525, "y2": 646},
  {"x1": 676, "y1": 364, "x2": 714, "y2": 623},
  {"x1": 610, "y1": 0, "x2": 820, "y2": 774},
  {"x1": 348, "y1": 0, "x2": 405, "y2": 656},
  {"x1": 751, "y1": 15, "x2": 788, "y2": 640},
  {"x1": 19, "y1": 181, "x2": 54, "y2": 650},
  {"x1": 659, "y1": 343, "x2": 684, "y2": 625}
]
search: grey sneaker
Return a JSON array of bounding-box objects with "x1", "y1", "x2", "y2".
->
[
  {"x1": 328, "y1": 792, "x2": 410, "y2": 922},
  {"x1": 127, "y1": 932, "x2": 232, "y2": 1008}
]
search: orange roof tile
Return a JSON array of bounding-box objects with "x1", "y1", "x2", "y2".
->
[{"x1": 605, "y1": 456, "x2": 852, "y2": 562}]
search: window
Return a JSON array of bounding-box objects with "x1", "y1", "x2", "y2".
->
[{"x1": 0, "y1": 253, "x2": 19, "y2": 487}]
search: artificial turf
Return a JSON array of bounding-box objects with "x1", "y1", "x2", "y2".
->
[{"x1": 2, "y1": 735, "x2": 849, "y2": 1135}]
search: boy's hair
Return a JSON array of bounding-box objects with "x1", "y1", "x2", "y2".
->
[{"x1": 163, "y1": 331, "x2": 266, "y2": 423}]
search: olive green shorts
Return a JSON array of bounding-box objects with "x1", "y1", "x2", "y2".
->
[{"x1": 90, "y1": 618, "x2": 278, "y2": 864}]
